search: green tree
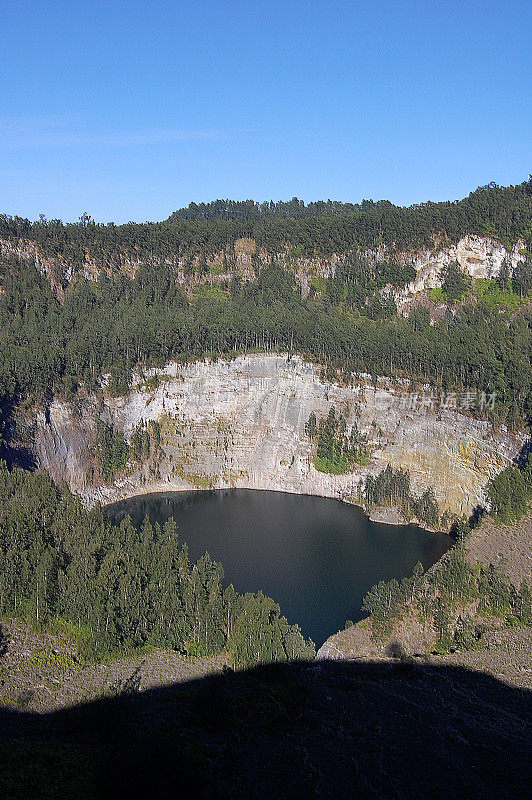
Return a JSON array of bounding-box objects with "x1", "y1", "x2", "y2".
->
[
  {"x1": 486, "y1": 466, "x2": 527, "y2": 522},
  {"x1": 440, "y1": 260, "x2": 470, "y2": 302}
]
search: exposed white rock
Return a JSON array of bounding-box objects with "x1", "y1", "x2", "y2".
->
[
  {"x1": 393, "y1": 235, "x2": 524, "y2": 309},
  {"x1": 33, "y1": 354, "x2": 524, "y2": 517},
  {"x1": 3, "y1": 233, "x2": 522, "y2": 308}
]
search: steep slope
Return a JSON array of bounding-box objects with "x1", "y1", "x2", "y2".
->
[
  {"x1": 33, "y1": 354, "x2": 523, "y2": 517},
  {"x1": 1, "y1": 231, "x2": 524, "y2": 307},
  {"x1": 318, "y1": 510, "x2": 532, "y2": 666}
]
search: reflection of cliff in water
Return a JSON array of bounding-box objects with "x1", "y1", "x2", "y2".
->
[{"x1": 108, "y1": 488, "x2": 219, "y2": 523}]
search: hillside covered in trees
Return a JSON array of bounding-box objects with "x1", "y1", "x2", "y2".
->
[
  {"x1": 1, "y1": 179, "x2": 530, "y2": 265},
  {"x1": 0, "y1": 183, "x2": 531, "y2": 800},
  {"x1": 0, "y1": 180, "x2": 531, "y2": 437},
  {"x1": 0, "y1": 179, "x2": 531, "y2": 664}
]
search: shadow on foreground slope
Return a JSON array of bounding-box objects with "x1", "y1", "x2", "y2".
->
[{"x1": 1, "y1": 660, "x2": 530, "y2": 800}]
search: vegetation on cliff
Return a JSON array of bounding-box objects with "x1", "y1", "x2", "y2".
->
[
  {"x1": 486, "y1": 457, "x2": 532, "y2": 522},
  {"x1": 363, "y1": 465, "x2": 440, "y2": 527},
  {"x1": 1, "y1": 246, "x2": 532, "y2": 430},
  {"x1": 305, "y1": 407, "x2": 369, "y2": 473},
  {"x1": 0, "y1": 179, "x2": 531, "y2": 433},
  {"x1": 361, "y1": 524, "x2": 531, "y2": 650},
  {"x1": 91, "y1": 422, "x2": 129, "y2": 482},
  {"x1": 439, "y1": 259, "x2": 471, "y2": 302},
  {"x1": 91, "y1": 419, "x2": 163, "y2": 483},
  {"x1": 1, "y1": 179, "x2": 530, "y2": 263}
]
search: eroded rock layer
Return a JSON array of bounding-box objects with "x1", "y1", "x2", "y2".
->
[{"x1": 34, "y1": 354, "x2": 522, "y2": 516}]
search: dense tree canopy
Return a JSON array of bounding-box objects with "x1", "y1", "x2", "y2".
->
[
  {"x1": 1, "y1": 179, "x2": 529, "y2": 266},
  {"x1": 486, "y1": 457, "x2": 532, "y2": 522},
  {"x1": 0, "y1": 180, "x2": 531, "y2": 667},
  {"x1": 1, "y1": 244, "x2": 531, "y2": 427},
  {"x1": 0, "y1": 179, "x2": 530, "y2": 425},
  {"x1": 0, "y1": 463, "x2": 314, "y2": 665},
  {"x1": 364, "y1": 465, "x2": 440, "y2": 526}
]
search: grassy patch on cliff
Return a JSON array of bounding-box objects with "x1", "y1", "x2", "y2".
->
[
  {"x1": 314, "y1": 454, "x2": 351, "y2": 474},
  {"x1": 315, "y1": 451, "x2": 370, "y2": 474},
  {"x1": 307, "y1": 407, "x2": 370, "y2": 475},
  {"x1": 474, "y1": 278, "x2": 523, "y2": 311}
]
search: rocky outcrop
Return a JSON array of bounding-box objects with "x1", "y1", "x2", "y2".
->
[
  {"x1": 392, "y1": 235, "x2": 524, "y2": 309},
  {"x1": 33, "y1": 354, "x2": 523, "y2": 515},
  {"x1": 3, "y1": 234, "x2": 523, "y2": 310},
  {"x1": 294, "y1": 235, "x2": 524, "y2": 306},
  {"x1": 34, "y1": 403, "x2": 96, "y2": 494},
  {"x1": 368, "y1": 506, "x2": 405, "y2": 525}
]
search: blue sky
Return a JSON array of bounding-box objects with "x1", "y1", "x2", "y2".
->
[{"x1": 1, "y1": 0, "x2": 530, "y2": 222}]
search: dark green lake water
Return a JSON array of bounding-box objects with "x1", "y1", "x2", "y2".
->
[{"x1": 105, "y1": 489, "x2": 451, "y2": 646}]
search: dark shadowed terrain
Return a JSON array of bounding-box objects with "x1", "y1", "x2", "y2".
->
[{"x1": 1, "y1": 659, "x2": 530, "y2": 800}]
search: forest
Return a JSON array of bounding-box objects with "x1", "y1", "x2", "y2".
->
[
  {"x1": 0, "y1": 179, "x2": 530, "y2": 265},
  {"x1": 1, "y1": 185, "x2": 532, "y2": 430},
  {"x1": 363, "y1": 465, "x2": 440, "y2": 527},
  {"x1": 0, "y1": 180, "x2": 531, "y2": 668},
  {"x1": 0, "y1": 462, "x2": 314, "y2": 667}
]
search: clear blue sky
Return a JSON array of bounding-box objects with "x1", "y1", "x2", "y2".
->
[{"x1": 1, "y1": 0, "x2": 530, "y2": 222}]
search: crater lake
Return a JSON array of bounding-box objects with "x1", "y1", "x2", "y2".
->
[{"x1": 105, "y1": 489, "x2": 451, "y2": 647}]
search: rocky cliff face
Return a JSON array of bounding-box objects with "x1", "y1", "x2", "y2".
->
[
  {"x1": 292, "y1": 234, "x2": 524, "y2": 307},
  {"x1": 3, "y1": 234, "x2": 523, "y2": 308},
  {"x1": 33, "y1": 354, "x2": 522, "y2": 515},
  {"x1": 391, "y1": 235, "x2": 524, "y2": 308}
]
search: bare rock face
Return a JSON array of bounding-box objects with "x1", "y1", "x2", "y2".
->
[
  {"x1": 393, "y1": 235, "x2": 524, "y2": 309},
  {"x1": 34, "y1": 402, "x2": 95, "y2": 494},
  {"x1": 33, "y1": 354, "x2": 523, "y2": 516},
  {"x1": 295, "y1": 235, "x2": 523, "y2": 307}
]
